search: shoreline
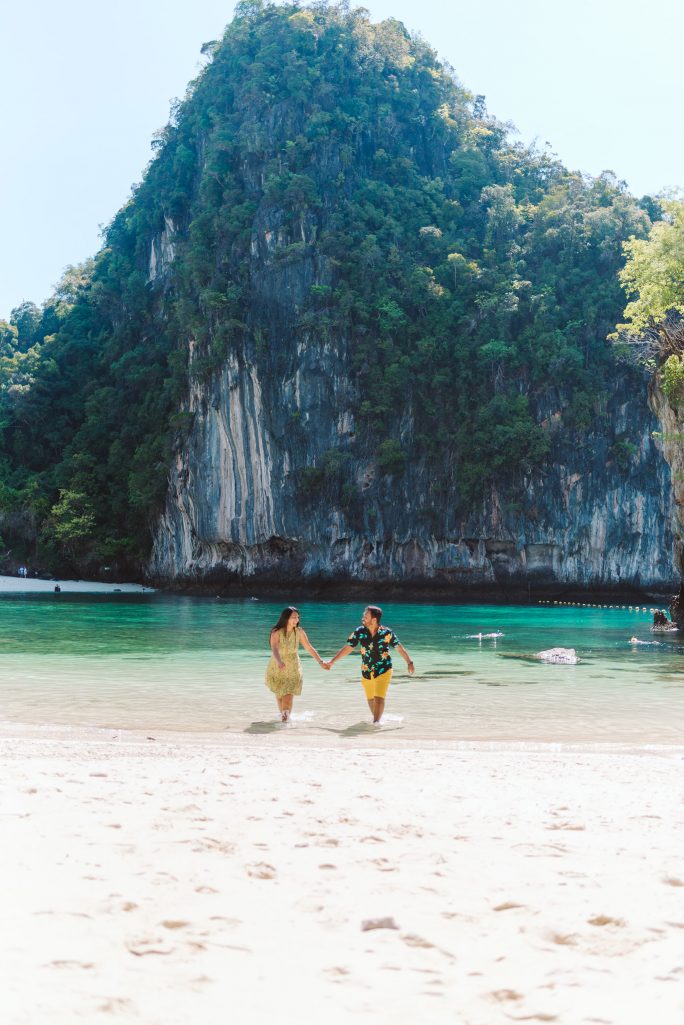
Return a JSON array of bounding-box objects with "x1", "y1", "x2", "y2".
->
[
  {"x1": 2, "y1": 733, "x2": 683, "y2": 1024},
  {"x1": 0, "y1": 571, "x2": 677, "y2": 604},
  {"x1": 1, "y1": 719, "x2": 683, "y2": 756},
  {"x1": 167, "y1": 578, "x2": 680, "y2": 604},
  {"x1": 0, "y1": 574, "x2": 151, "y2": 594}
]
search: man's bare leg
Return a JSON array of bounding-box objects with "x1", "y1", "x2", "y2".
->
[{"x1": 372, "y1": 696, "x2": 385, "y2": 723}]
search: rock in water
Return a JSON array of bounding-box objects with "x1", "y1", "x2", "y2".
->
[{"x1": 536, "y1": 647, "x2": 580, "y2": 664}]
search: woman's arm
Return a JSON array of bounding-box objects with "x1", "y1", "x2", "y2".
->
[
  {"x1": 298, "y1": 629, "x2": 329, "y2": 669},
  {"x1": 328, "y1": 643, "x2": 354, "y2": 667},
  {"x1": 270, "y1": 631, "x2": 286, "y2": 670},
  {"x1": 396, "y1": 642, "x2": 415, "y2": 675}
]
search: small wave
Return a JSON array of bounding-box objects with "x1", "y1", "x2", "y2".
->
[
  {"x1": 380, "y1": 713, "x2": 404, "y2": 723},
  {"x1": 465, "y1": 632, "x2": 504, "y2": 639},
  {"x1": 629, "y1": 637, "x2": 660, "y2": 646},
  {"x1": 290, "y1": 710, "x2": 315, "y2": 722}
]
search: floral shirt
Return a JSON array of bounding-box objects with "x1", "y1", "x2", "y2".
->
[{"x1": 347, "y1": 625, "x2": 400, "y2": 679}]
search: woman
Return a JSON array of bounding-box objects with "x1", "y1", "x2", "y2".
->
[{"x1": 265, "y1": 606, "x2": 328, "y2": 721}]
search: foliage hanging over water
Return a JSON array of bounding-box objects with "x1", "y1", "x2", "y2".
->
[{"x1": 0, "y1": 1, "x2": 654, "y2": 574}]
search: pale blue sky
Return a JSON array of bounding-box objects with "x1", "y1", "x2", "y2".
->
[{"x1": 1, "y1": 0, "x2": 682, "y2": 319}]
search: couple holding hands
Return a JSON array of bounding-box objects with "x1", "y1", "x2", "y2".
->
[{"x1": 266, "y1": 604, "x2": 416, "y2": 724}]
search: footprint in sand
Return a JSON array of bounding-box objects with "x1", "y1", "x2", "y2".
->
[
  {"x1": 99, "y1": 998, "x2": 133, "y2": 1013},
  {"x1": 361, "y1": 917, "x2": 399, "y2": 932},
  {"x1": 246, "y1": 863, "x2": 276, "y2": 879},
  {"x1": 370, "y1": 858, "x2": 396, "y2": 872},
  {"x1": 401, "y1": 933, "x2": 434, "y2": 948},
  {"x1": 196, "y1": 838, "x2": 235, "y2": 855},
  {"x1": 491, "y1": 989, "x2": 523, "y2": 1003},
  {"x1": 49, "y1": 960, "x2": 95, "y2": 969},
  {"x1": 549, "y1": 932, "x2": 578, "y2": 946},
  {"x1": 126, "y1": 938, "x2": 174, "y2": 957},
  {"x1": 324, "y1": 966, "x2": 350, "y2": 981},
  {"x1": 545, "y1": 822, "x2": 586, "y2": 831}
]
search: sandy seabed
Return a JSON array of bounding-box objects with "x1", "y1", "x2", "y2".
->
[{"x1": 2, "y1": 730, "x2": 683, "y2": 1025}]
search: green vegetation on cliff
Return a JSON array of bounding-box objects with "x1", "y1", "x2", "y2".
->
[
  {"x1": 614, "y1": 198, "x2": 684, "y2": 404},
  {"x1": 0, "y1": 1, "x2": 654, "y2": 574}
]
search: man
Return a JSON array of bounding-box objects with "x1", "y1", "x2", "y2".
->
[{"x1": 328, "y1": 605, "x2": 415, "y2": 723}]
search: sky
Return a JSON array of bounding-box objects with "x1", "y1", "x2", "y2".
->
[{"x1": 1, "y1": 0, "x2": 683, "y2": 320}]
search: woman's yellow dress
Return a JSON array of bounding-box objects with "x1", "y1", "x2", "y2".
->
[{"x1": 265, "y1": 627, "x2": 304, "y2": 697}]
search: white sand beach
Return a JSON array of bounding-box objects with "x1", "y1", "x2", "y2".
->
[
  {"x1": 0, "y1": 574, "x2": 151, "y2": 594},
  {"x1": 2, "y1": 731, "x2": 683, "y2": 1025}
]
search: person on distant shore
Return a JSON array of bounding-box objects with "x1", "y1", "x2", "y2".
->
[
  {"x1": 327, "y1": 605, "x2": 415, "y2": 723},
  {"x1": 265, "y1": 606, "x2": 328, "y2": 722}
]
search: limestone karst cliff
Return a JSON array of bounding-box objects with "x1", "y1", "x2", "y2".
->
[
  {"x1": 149, "y1": 338, "x2": 676, "y2": 590},
  {"x1": 0, "y1": 3, "x2": 677, "y2": 592},
  {"x1": 648, "y1": 383, "x2": 684, "y2": 608}
]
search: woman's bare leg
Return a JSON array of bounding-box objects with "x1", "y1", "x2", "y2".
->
[{"x1": 281, "y1": 694, "x2": 293, "y2": 722}]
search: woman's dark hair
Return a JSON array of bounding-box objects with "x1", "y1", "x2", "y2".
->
[
  {"x1": 270, "y1": 606, "x2": 300, "y2": 638},
  {"x1": 366, "y1": 605, "x2": 383, "y2": 623}
]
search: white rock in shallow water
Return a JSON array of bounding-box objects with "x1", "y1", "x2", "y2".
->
[{"x1": 537, "y1": 647, "x2": 580, "y2": 664}]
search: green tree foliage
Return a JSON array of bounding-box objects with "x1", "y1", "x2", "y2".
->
[
  {"x1": 616, "y1": 199, "x2": 684, "y2": 358},
  {"x1": 0, "y1": 2, "x2": 653, "y2": 572}
]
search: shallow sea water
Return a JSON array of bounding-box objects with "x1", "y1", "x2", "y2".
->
[{"x1": 1, "y1": 594, "x2": 683, "y2": 744}]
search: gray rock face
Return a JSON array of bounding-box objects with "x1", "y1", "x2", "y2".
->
[
  {"x1": 648, "y1": 382, "x2": 684, "y2": 576},
  {"x1": 148, "y1": 342, "x2": 677, "y2": 591}
]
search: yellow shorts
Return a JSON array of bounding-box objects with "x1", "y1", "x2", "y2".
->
[{"x1": 361, "y1": 669, "x2": 392, "y2": 699}]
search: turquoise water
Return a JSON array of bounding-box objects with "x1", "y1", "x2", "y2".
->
[{"x1": 1, "y1": 594, "x2": 683, "y2": 743}]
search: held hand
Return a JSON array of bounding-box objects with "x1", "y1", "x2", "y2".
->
[
  {"x1": 321, "y1": 661, "x2": 331, "y2": 671},
  {"x1": 407, "y1": 660, "x2": 415, "y2": 676}
]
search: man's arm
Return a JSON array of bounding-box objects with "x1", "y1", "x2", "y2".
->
[
  {"x1": 328, "y1": 643, "x2": 354, "y2": 667},
  {"x1": 396, "y1": 642, "x2": 415, "y2": 675}
]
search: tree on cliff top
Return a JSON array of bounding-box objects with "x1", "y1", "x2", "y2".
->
[{"x1": 616, "y1": 199, "x2": 684, "y2": 355}]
